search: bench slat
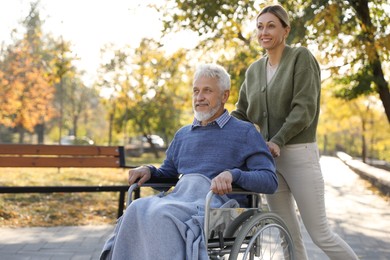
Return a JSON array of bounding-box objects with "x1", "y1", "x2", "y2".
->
[
  {"x1": 0, "y1": 157, "x2": 121, "y2": 167},
  {"x1": 0, "y1": 144, "x2": 121, "y2": 156},
  {"x1": 0, "y1": 185, "x2": 130, "y2": 193}
]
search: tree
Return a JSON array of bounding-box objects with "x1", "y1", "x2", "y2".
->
[
  {"x1": 58, "y1": 75, "x2": 99, "y2": 138},
  {"x1": 48, "y1": 37, "x2": 77, "y2": 143},
  {"x1": 157, "y1": 0, "x2": 260, "y2": 105},
  {"x1": 157, "y1": 0, "x2": 390, "y2": 122},
  {"x1": 0, "y1": 2, "x2": 55, "y2": 143},
  {"x1": 123, "y1": 39, "x2": 190, "y2": 148},
  {"x1": 96, "y1": 39, "x2": 190, "y2": 156},
  {"x1": 96, "y1": 43, "x2": 132, "y2": 145},
  {"x1": 318, "y1": 80, "x2": 389, "y2": 161},
  {"x1": 317, "y1": 81, "x2": 355, "y2": 155},
  {"x1": 294, "y1": 0, "x2": 390, "y2": 123},
  {"x1": 0, "y1": 1, "x2": 100, "y2": 144}
]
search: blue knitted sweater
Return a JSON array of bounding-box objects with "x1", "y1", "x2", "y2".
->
[{"x1": 149, "y1": 115, "x2": 277, "y2": 195}]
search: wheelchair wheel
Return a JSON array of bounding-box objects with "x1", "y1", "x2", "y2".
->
[
  {"x1": 228, "y1": 212, "x2": 294, "y2": 260},
  {"x1": 224, "y1": 209, "x2": 257, "y2": 237}
]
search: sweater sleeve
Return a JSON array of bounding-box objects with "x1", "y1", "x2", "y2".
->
[
  {"x1": 228, "y1": 126, "x2": 277, "y2": 194},
  {"x1": 149, "y1": 138, "x2": 180, "y2": 178}
]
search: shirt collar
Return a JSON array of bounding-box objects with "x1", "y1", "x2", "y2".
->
[{"x1": 192, "y1": 109, "x2": 231, "y2": 129}]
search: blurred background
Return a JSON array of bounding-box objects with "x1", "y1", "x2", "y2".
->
[{"x1": 0, "y1": 0, "x2": 389, "y2": 166}]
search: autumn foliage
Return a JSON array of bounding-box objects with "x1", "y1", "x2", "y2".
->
[{"x1": 0, "y1": 44, "x2": 56, "y2": 132}]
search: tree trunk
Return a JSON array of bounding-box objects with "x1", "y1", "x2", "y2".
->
[
  {"x1": 373, "y1": 61, "x2": 390, "y2": 123},
  {"x1": 349, "y1": 0, "x2": 390, "y2": 123},
  {"x1": 72, "y1": 115, "x2": 78, "y2": 137},
  {"x1": 144, "y1": 134, "x2": 160, "y2": 159},
  {"x1": 17, "y1": 126, "x2": 25, "y2": 144},
  {"x1": 361, "y1": 119, "x2": 367, "y2": 163},
  {"x1": 36, "y1": 123, "x2": 44, "y2": 144},
  {"x1": 322, "y1": 134, "x2": 328, "y2": 155},
  {"x1": 108, "y1": 103, "x2": 116, "y2": 146}
]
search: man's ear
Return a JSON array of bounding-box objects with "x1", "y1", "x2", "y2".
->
[{"x1": 222, "y1": 90, "x2": 230, "y2": 103}]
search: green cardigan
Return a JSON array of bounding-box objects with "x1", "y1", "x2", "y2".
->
[{"x1": 231, "y1": 46, "x2": 321, "y2": 147}]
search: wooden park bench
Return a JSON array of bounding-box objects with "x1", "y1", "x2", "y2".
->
[{"x1": 0, "y1": 144, "x2": 131, "y2": 218}]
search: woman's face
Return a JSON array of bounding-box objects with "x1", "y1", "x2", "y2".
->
[{"x1": 256, "y1": 12, "x2": 289, "y2": 51}]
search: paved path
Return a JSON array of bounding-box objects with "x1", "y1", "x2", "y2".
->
[
  {"x1": 302, "y1": 156, "x2": 390, "y2": 260},
  {"x1": 0, "y1": 156, "x2": 389, "y2": 260}
]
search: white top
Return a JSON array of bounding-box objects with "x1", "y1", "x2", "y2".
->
[{"x1": 267, "y1": 61, "x2": 278, "y2": 84}]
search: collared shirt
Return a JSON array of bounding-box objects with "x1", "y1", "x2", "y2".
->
[{"x1": 192, "y1": 109, "x2": 231, "y2": 129}]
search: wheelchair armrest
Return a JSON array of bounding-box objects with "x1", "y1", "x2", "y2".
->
[
  {"x1": 127, "y1": 177, "x2": 180, "y2": 204},
  {"x1": 146, "y1": 176, "x2": 180, "y2": 186}
]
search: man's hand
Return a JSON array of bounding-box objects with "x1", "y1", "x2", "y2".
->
[
  {"x1": 211, "y1": 171, "x2": 233, "y2": 195},
  {"x1": 128, "y1": 166, "x2": 151, "y2": 186}
]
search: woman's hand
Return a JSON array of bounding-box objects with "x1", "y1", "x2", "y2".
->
[{"x1": 267, "y1": 141, "x2": 280, "y2": 158}]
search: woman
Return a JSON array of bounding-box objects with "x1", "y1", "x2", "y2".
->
[{"x1": 231, "y1": 4, "x2": 358, "y2": 260}]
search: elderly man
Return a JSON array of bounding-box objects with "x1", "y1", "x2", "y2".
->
[{"x1": 100, "y1": 63, "x2": 277, "y2": 260}]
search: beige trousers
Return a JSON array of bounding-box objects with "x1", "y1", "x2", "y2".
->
[{"x1": 266, "y1": 142, "x2": 358, "y2": 260}]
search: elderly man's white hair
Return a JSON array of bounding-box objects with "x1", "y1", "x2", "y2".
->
[{"x1": 193, "y1": 63, "x2": 231, "y2": 91}]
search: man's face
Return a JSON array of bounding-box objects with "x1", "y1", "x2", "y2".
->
[{"x1": 192, "y1": 76, "x2": 229, "y2": 124}]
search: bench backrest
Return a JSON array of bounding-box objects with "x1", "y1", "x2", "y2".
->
[{"x1": 0, "y1": 144, "x2": 125, "y2": 168}]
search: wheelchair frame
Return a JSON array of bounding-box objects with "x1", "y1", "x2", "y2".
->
[{"x1": 127, "y1": 180, "x2": 295, "y2": 260}]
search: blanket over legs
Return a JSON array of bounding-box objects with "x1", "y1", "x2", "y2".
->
[{"x1": 100, "y1": 173, "x2": 239, "y2": 260}]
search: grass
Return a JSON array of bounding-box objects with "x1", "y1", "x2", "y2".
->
[{"x1": 0, "y1": 153, "x2": 164, "y2": 227}]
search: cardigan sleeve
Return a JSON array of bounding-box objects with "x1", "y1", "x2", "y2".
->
[{"x1": 231, "y1": 79, "x2": 250, "y2": 122}]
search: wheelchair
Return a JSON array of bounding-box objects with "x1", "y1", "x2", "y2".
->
[{"x1": 127, "y1": 178, "x2": 295, "y2": 260}]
